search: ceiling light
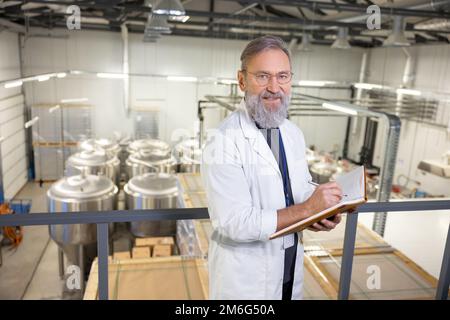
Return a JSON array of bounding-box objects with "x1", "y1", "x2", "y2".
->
[
  {"x1": 354, "y1": 83, "x2": 384, "y2": 90},
  {"x1": 56, "y1": 72, "x2": 67, "y2": 78},
  {"x1": 24, "y1": 116, "x2": 39, "y2": 129},
  {"x1": 97, "y1": 73, "x2": 128, "y2": 79},
  {"x1": 49, "y1": 105, "x2": 61, "y2": 113},
  {"x1": 396, "y1": 88, "x2": 421, "y2": 96},
  {"x1": 218, "y1": 79, "x2": 238, "y2": 85},
  {"x1": 4, "y1": 80, "x2": 23, "y2": 88},
  {"x1": 169, "y1": 15, "x2": 190, "y2": 23},
  {"x1": 298, "y1": 80, "x2": 337, "y2": 87},
  {"x1": 331, "y1": 27, "x2": 351, "y2": 49},
  {"x1": 153, "y1": 0, "x2": 186, "y2": 16},
  {"x1": 37, "y1": 75, "x2": 50, "y2": 82},
  {"x1": 383, "y1": 16, "x2": 410, "y2": 47},
  {"x1": 60, "y1": 98, "x2": 89, "y2": 103},
  {"x1": 322, "y1": 102, "x2": 357, "y2": 115},
  {"x1": 167, "y1": 76, "x2": 197, "y2": 82}
]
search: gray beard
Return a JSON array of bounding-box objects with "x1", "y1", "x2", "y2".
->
[{"x1": 245, "y1": 91, "x2": 290, "y2": 129}]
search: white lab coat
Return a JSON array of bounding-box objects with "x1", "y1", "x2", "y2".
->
[{"x1": 201, "y1": 99, "x2": 314, "y2": 300}]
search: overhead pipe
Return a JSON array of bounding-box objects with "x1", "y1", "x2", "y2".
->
[{"x1": 121, "y1": 24, "x2": 130, "y2": 116}]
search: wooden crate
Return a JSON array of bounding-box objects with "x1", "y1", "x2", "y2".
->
[
  {"x1": 84, "y1": 256, "x2": 208, "y2": 300},
  {"x1": 135, "y1": 236, "x2": 175, "y2": 248},
  {"x1": 306, "y1": 249, "x2": 446, "y2": 300}
]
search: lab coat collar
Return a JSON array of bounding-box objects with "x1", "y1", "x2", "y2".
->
[{"x1": 238, "y1": 98, "x2": 284, "y2": 176}]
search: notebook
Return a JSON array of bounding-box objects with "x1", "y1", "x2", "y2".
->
[{"x1": 270, "y1": 165, "x2": 367, "y2": 240}]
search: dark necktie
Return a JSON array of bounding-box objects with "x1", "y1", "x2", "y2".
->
[{"x1": 258, "y1": 125, "x2": 299, "y2": 300}]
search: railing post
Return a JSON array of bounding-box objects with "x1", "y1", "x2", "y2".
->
[
  {"x1": 338, "y1": 211, "x2": 359, "y2": 300},
  {"x1": 97, "y1": 223, "x2": 109, "y2": 300},
  {"x1": 436, "y1": 224, "x2": 450, "y2": 300}
]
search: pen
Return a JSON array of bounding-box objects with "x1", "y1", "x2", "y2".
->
[{"x1": 308, "y1": 180, "x2": 347, "y2": 197}]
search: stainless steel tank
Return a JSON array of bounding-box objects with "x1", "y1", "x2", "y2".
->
[
  {"x1": 127, "y1": 138, "x2": 171, "y2": 155},
  {"x1": 65, "y1": 149, "x2": 121, "y2": 186},
  {"x1": 125, "y1": 149, "x2": 177, "y2": 178},
  {"x1": 79, "y1": 138, "x2": 121, "y2": 158},
  {"x1": 47, "y1": 174, "x2": 118, "y2": 283},
  {"x1": 174, "y1": 138, "x2": 202, "y2": 173},
  {"x1": 124, "y1": 172, "x2": 179, "y2": 237}
]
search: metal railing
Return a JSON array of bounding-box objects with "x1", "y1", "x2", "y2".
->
[{"x1": 0, "y1": 201, "x2": 449, "y2": 300}]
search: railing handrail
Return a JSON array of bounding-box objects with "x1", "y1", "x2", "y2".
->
[
  {"x1": 1, "y1": 200, "x2": 449, "y2": 301},
  {"x1": 1, "y1": 200, "x2": 450, "y2": 227}
]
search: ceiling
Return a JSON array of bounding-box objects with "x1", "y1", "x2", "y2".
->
[{"x1": 1, "y1": 0, "x2": 450, "y2": 47}]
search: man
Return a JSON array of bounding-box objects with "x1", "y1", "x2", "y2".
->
[{"x1": 201, "y1": 35, "x2": 343, "y2": 300}]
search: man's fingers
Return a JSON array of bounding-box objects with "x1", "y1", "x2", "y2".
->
[{"x1": 319, "y1": 219, "x2": 337, "y2": 230}]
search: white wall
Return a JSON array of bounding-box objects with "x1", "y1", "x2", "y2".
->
[
  {"x1": 0, "y1": 31, "x2": 28, "y2": 200},
  {"x1": 21, "y1": 30, "x2": 364, "y2": 151},
  {"x1": 364, "y1": 44, "x2": 450, "y2": 197}
]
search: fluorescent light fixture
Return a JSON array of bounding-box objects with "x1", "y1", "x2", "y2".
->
[
  {"x1": 170, "y1": 15, "x2": 190, "y2": 23},
  {"x1": 60, "y1": 98, "x2": 89, "y2": 103},
  {"x1": 153, "y1": 0, "x2": 186, "y2": 16},
  {"x1": 218, "y1": 79, "x2": 238, "y2": 85},
  {"x1": 37, "y1": 75, "x2": 50, "y2": 82},
  {"x1": 322, "y1": 102, "x2": 358, "y2": 116},
  {"x1": 298, "y1": 80, "x2": 337, "y2": 87},
  {"x1": 97, "y1": 72, "x2": 128, "y2": 79},
  {"x1": 354, "y1": 82, "x2": 383, "y2": 90},
  {"x1": 396, "y1": 88, "x2": 421, "y2": 96},
  {"x1": 0, "y1": 136, "x2": 4, "y2": 143},
  {"x1": 70, "y1": 70, "x2": 83, "y2": 75},
  {"x1": 383, "y1": 16, "x2": 410, "y2": 47},
  {"x1": 4, "y1": 80, "x2": 23, "y2": 88},
  {"x1": 167, "y1": 76, "x2": 198, "y2": 82},
  {"x1": 56, "y1": 72, "x2": 67, "y2": 78},
  {"x1": 49, "y1": 105, "x2": 61, "y2": 113},
  {"x1": 24, "y1": 116, "x2": 39, "y2": 129},
  {"x1": 331, "y1": 27, "x2": 351, "y2": 49}
]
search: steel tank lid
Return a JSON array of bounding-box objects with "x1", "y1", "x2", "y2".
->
[
  {"x1": 126, "y1": 173, "x2": 178, "y2": 197},
  {"x1": 80, "y1": 138, "x2": 120, "y2": 154},
  {"x1": 67, "y1": 149, "x2": 113, "y2": 166},
  {"x1": 128, "y1": 139, "x2": 171, "y2": 154},
  {"x1": 129, "y1": 148, "x2": 174, "y2": 164},
  {"x1": 48, "y1": 174, "x2": 116, "y2": 199}
]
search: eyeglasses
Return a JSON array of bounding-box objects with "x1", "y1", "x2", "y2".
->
[{"x1": 242, "y1": 70, "x2": 293, "y2": 86}]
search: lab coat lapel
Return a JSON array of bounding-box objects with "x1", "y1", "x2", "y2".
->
[
  {"x1": 238, "y1": 100, "x2": 281, "y2": 176},
  {"x1": 279, "y1": 122, "x2": 302, "y2": 204}
]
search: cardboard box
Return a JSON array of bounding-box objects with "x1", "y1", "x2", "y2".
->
[
  {"x1": 152, "y1": 244, "x2": 172, "y2": 257},
  {"x1": 113, "y1": 251, "x2": 131, "y2": 260},
  {"x1": 135, "y1": 236, "x2": 174, "y2": 248},
  {"x1": 132, "y1": 246, "x2": 151, "y2": 259}
]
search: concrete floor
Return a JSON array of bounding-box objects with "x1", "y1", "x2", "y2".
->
[
  {"x1": 0, "y1": 182, "x2": 67, "y2": 300},
  {"x1": 1, "y1": 182, "x2": 449, "y2": 299}
]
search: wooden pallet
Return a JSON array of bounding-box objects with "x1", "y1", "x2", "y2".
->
[
  {"x1": 84, "y1": 256, "x2": 208, "y2": 300},
  {"x1": 305, "y1": 249, "x2": 447, "y2": 300}
]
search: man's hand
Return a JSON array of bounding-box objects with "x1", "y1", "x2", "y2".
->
[
  {"x1": 307, "y1": 213, "x2": 342, "y2": 232},
  {"x1": 305, "y1": 181, "x2": 343, "y2": 213}
]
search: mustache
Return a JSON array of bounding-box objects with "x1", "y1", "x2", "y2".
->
[{"x1": 260, "y1": 91, "x2": 284, "y2": 99}]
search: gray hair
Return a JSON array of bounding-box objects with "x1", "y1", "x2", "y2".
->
[{"x1": 240, "y1": 35, "x2": 291, "y2": 71}]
